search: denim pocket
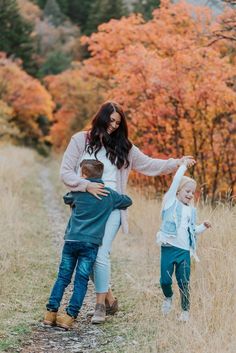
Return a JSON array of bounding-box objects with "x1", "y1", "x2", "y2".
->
[{"x1": 164, "y1": 221, "x2": 176, "y2": 233}]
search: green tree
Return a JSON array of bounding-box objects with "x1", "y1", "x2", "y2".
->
[
  {"x1": 35, "y1": 0, "x2": 95, "y2": 33},
  {"x1": 85, "y1": 0, "x2": 128, "y2": 35},
  {"x1": 66, "y1": 0, "x2": 95, "y2": 32},
  {"x1": 35, "y1": 0, "x2": 68, "y2": 13},
  {"x1": 133, "y1": 0, "x2": 161, "y2": 20},
  {"x1": 38, "y1": 51, "x2": 71, "y2": 77},
  {"x1": 44, "y1": 0, "x2": 66, "y2": 26},
  {"x1": 0, "y1": 0, "x2": 35, "y2": 74}
]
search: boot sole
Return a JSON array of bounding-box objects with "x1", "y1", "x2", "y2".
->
[
  {"x1": 56, "y1": 322, "x2": 71, "y2": 330},
  {"x1": 91, "y1": 318, "x2": 106, "y2": 324},
  {"x1": 43, "y1": 320, "x2": 56, "y2": 326},
  {"x1": 87, "y1": 310, "x2": 118, "y2": 317}
]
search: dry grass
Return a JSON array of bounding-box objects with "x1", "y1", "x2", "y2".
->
[
  {"x1": 0, "y1": 146, "x2": 235, "y2": 353},
  {"x1": 110, "y1": 189, "x2": 236, "y2": 353},
  {"x1": 0, "y1": 146, "x2": 57, "y2": 351}
]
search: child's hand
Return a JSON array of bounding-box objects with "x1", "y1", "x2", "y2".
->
[
  {"x1": 179, "y1": 156, "x2": 196, "y2": 168},
  {"x1": 203, "y1": 221, "x2": 212, "y2": 228}
]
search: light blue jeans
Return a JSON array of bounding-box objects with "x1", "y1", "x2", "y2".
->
[{"x1": 93, "y1": 209, "x2": 121, "y2": 293}]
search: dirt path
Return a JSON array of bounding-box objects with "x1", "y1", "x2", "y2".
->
[{"x1": 19, "y1": 166, "x2": 106, "y2": 353}]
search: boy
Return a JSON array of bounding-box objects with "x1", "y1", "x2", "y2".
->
[{"x1": 43, "y1": 159, "x2": 132, "y2": 329}]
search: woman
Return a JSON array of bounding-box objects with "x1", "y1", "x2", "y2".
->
[{"x1": 60, "y1": 101, "x2": 191, "y2": 324}]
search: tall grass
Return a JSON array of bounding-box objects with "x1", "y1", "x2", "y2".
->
[
  {"x1": 49, "y1": 158, "x2": 236, "y2": 352},
  {"x1": 0, "y1": 146, "x2": 57, "y2": 351},
  {"x1": 0, "y1": 146, "x2": 235, "y2": 352},
  {"x1": 111, "y1": 189, "x2": 236, "y2": 353}
]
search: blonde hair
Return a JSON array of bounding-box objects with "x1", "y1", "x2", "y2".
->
[
  {"x1": 177, "y1": 176, "x2": 197, "y2": 193},
  {"x1": 161, "y1": 175, "x2": 197, "y2": 212}
]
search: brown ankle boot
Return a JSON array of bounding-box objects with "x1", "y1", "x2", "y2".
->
[
  {"x1": 91, "y1": 303, "x2": 106, "y2": 324},
  {"x1": 105, "y1": 298, "x2": 118, "y2": 315},
  {"x1": 56, "y1": 313, "x2": 75, "y2": 330},
  {"x1": 43, "y1": 311, "x2": 57, "y2": 326}
]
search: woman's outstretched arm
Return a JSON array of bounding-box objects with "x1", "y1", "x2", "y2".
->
[{"x1": 130, "y1": 145, "x2": 182, "y2": 176}]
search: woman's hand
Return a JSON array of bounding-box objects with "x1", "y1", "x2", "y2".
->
[
  {"x1": 179, "y1": 156, "x2": 196, "y2": 168},
  {"x1": 86, "y1": 183, "x2": 110, "y2": 200},
  {"x1": 203, "y1": 221, "x2": 212, "y2": 229}
]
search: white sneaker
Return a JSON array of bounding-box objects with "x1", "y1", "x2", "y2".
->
[
  {"x1": 161, "y1": 297, "x2": 173, "y2": 315},
  {"x1": 178, "y1": 310, "x2": 189, "y2": 322}
]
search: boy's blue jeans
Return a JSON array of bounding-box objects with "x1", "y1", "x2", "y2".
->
[{"x1": 46, "y1": 241, "x2": 98, "y2": 318}]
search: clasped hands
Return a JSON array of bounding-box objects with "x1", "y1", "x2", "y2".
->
[{"x1": 179, "y1": 155, "x2": 196, "y2": 168}]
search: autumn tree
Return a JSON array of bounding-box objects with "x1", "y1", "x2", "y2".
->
[
  {"x1": 0, "y1": 100, "x2": 17, "y2": 142},
  {"x1": 44, "y1": 68, "x2": 103, "y2": 149},
  {"x1": 17, "y1": 0, "x2": 42, "y2": 23},
  {"x1": 81, "y1": 0, "x2": 236, "y2": 201},
  {"x1": 0, "y1": 53, "x2": 54, "y2": 153}
]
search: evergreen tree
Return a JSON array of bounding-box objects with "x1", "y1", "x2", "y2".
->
[
  {"x1": 35, "y1": 0, "x2": 68, "y2": 13},
  {"x1": 36, "y1": 0, "x2": 95, "y2": 32},
  {"x1": 44, "y1": 0, "x2": 66, "y2": 26},
  {"x1": 85, "y1": 0, "x2": 128, "y2": 35},
  {"x1": 66, "y1": 0, "x2": 95, "y2": 32},
  {"x1": 38, "y1": 51, "x2": 71, "y2": 77},
  {"x1": 34, "y1": 0, "x2": 47, "y2": 8},
  {"x1": 133, "y1": 0, "x2": 160, "y2": 20},
  {"x1": 0, "y1": 0, "x2": 35, "y2": 74}
]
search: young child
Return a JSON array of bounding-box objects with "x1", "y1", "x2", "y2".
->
[
  {"x1": 156, "y1": 157, "x2": 211, "y2": 322},
  {"x1": 43, "y1": 159, "x2": 132, "y2": 329}
]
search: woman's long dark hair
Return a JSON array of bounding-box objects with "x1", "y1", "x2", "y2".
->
[{"x1": 87, "y1": 101, "x2": 132, "y2": 169}]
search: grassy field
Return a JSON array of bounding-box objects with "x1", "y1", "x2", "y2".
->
[
  {"x1": 0, "y1": 146, "x2": 58, "y2": 351},
  {"x1": 108, "y1": 190, "x2": 236, "y2": 353},
  {"x1": 0, "y1": 146, "x2": 235, "y2": 353}
]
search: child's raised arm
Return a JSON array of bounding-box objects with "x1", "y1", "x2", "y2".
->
[{"x1": 162, "y1": 157, "x2": 195, "y2": 210}]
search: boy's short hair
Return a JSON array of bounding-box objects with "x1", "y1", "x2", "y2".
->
[{"x1": 80, "y1": 159, "x2": 104, "y2": 179}]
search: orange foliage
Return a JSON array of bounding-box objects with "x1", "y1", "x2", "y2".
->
[
  {"x1": 0, "y1": 53, "x2": 54, "y2": 146},
  {"x1": 81, "y1": 0, "x2": 236, "y2": 200},
  {"x1": 44, "y1": 68, "x2": 104, "y2": 150},
  {"x1": 17, "y1": 0, "x2": 42, "y2": 23}
]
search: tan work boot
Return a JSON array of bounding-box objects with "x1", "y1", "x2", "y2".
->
[
  {"x1": 43, "y1": 311, "x2": 57, "y2": 326},
  {"x1": 91, "y1": 303, "x2": 106, "y2": 324},
  {"x1": 56, "y1": 313, "x2": 75, "y2": 330}
]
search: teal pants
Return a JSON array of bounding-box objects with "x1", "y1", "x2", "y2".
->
[{"x1": 160, "y1": 245, "x2": 191, "y2": 311}]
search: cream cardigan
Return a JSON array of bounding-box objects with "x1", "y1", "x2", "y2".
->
[{"x1": 60, "y1": 131, "x2": 180, "y2": 233}]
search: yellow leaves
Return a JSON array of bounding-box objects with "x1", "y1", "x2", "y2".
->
[
  {"x1": 0, "y1": 55, "x2": 54, "y2": 146},
  {"x1": 0, "y1": 58, "x2": 54, "y2": 122},
  {"x1": 0, "y1": 100, "x2": 20, "y2": 142}
]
